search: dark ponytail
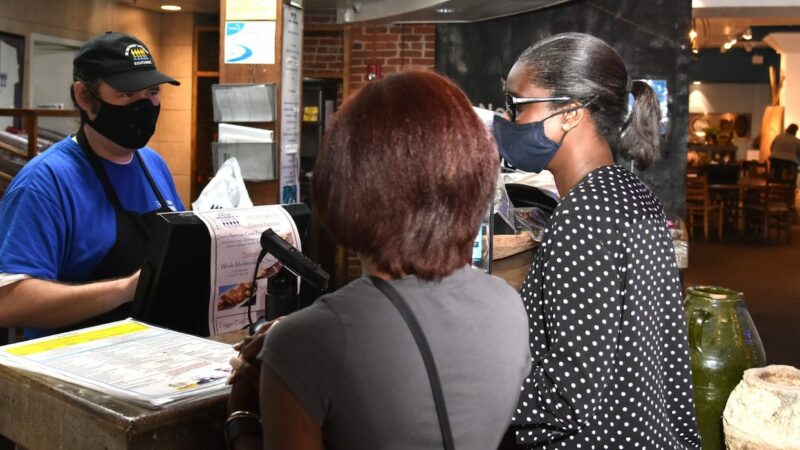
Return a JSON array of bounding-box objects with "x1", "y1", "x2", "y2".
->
[
  {"x1": 618, "y1": 80, "x2": 661, "y2": 170},
  {"x1": 515, "y1": 33, "x2": 661, "y2": 170}
]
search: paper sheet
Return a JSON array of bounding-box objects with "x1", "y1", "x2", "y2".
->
[
  {"x1": 0, "y1": 320, "x2": 235, "y2": 408},
  {"x1": 195, "y1": 206, "x2": 301, "y2": 335}
]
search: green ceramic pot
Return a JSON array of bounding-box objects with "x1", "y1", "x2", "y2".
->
[{"x1": 685, "y1": 286, "x2": 766, "y2": 450}]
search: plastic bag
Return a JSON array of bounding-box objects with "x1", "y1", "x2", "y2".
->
[
  {"x1": 191, "y1": 157, "x2": 254, "y2": 211},
  {"x1": 513, "y1": 206, "x2": 550, "y2": 242}
]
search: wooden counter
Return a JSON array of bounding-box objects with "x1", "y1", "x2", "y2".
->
[
  {"x1": 493, "y1": 247, "x2": 536, "y2": 291},
  {"x1": 0, "y1": 331, "x2": 246, "y2": 450},
  {"x1": 0, "y1": 245, "x2": 539, "y2": 450}
]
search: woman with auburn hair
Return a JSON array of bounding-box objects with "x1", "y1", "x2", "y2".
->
[
  {"x1": 493, "y1": 33, "x2": 701, "y2": 449},
  {"x1": 226, "y1": 70, "x2": 531, "y2": 450}
]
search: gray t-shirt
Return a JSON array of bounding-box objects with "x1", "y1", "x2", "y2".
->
[
  {"x1": 259, "y1": 265, "x2": 530, "y2": 450},
  {"x1": 770, "y1": 132, "x2": 800, "y2": 163}
]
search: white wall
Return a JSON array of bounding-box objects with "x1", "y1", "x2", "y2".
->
[
  {"x1": 689, "y1": 83, "x2": 771, "y2": 159},
  {"x1": 29, "y1": 37, "x2": 82, "y2": 135}
]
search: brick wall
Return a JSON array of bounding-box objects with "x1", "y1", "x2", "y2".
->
[
  {"x1": 303, "y1": 31, "x2": 344, "y2": 75},
  {"x1": 304, "y1": 13, "x2": 343, "y2": 77},
  {"x1": 302, "y1": 13, "x2": 436, "y2": 97},
  {"x1": 349, "y1": 24, "x2": 435, "y2": 92}
]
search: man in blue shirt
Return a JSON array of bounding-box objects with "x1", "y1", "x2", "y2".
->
[{"x1": 0, "y1": 32, "x2": 184, "y2": 337}]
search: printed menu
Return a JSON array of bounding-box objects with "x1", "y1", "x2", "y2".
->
[
  {"x1": 0, "y1": 320, "x2": 236, "y2": 408},
  {"x1": 195, "y1": 205, "x2": 301, "y2": 335}
]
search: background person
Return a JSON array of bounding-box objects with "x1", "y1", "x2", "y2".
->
[
  {"x1": 493, "y1": 33, "x2": 701, "y2": 449},
  {"x1": 226, "y1": 70, "x2": 531, "y2": 450},
  {"x1": 0, "y1": 32, "x2": 183, "y2": 338},
  {"x1": 769, "y1": 123, "x2": 800, "y2": 179}
]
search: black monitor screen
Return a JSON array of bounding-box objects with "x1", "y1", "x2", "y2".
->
[{"x1": 131, "y1": 204, "x2": 313, "y2": 336}]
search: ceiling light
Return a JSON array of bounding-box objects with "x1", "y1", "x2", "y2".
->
[
  {"x1": 435, "y1": 8, "x2": 455, "y2": 14},
  {"x1": 692, "y1": 48, "x2": 699, "y2": 54},
  {"x1": 161, "y1": 5, "x2": 182, "y2": 11},
  {"x1": 742, "y1": 28, "x2": 752, "y2": 40},
  {"x1": 693, "y1": 81, "x2": 702, "y2": 85},
  {"x1": 689, "y1": 29, "x2": 698, "y2": 40}
]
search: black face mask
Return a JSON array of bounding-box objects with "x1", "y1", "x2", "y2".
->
[
  {"x1": 84, "y1": 98, "x2": 160, "y2": 150},
  {"x1": 493, "y1": 111, "x2": 565, "y2": 173}
]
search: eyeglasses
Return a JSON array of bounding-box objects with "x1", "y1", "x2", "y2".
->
[{"x1": 505, "y1": 94, "x2": 571, "y2": 122}]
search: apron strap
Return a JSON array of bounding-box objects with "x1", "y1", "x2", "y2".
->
[
  {"x1": 134, "y1": 151, "x2": 170, "y2": 211},
  {"x1": 76, "y1": 127, "x2": 169, "y2": 213}
]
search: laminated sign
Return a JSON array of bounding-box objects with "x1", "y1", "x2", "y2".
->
[{"x1": 224, "y1": 21, "x2": 276, "y2": 64}]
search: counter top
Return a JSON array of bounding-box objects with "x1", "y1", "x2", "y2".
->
[{"x1": 0, "y1": 330, "x2": 246, "y2": 450}]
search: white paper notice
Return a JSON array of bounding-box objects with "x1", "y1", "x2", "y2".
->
[
  {"x1": 0, "y1": 320, "x2": 236, "y2": 408},
  {"x1": 195, "y1": 206, "x2": 301, "y2": 336},
  {"x1": 225, "y1": 21, "x2": 276, "y2": 65},
  {"x1": 279, "y1": 4, "x2": 303, "y2": 204},
  {"x1": 226, "y1": 0, "x2": 277, "y2": 21}
]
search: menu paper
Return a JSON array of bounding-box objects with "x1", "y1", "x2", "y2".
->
[
  {"x1": 195, "y1": 206, "x2": 301, "y2": 335},
  {"x1": 0, "y1": 320, "x2": 236, "y2": 408}
]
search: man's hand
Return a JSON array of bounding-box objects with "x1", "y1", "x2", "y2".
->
[
  {"x1": 120, "y1": 270, "x2": 141, "y2": 306},
  {"x1": 0, "y1": 269, "x2": 143, "y2": 329}
]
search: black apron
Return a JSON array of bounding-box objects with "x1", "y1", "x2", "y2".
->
[{"x1": 56, "y1": 130, "x2": 172, "y2": 332}]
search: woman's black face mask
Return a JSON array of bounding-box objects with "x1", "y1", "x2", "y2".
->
[
  {"x1": 493, "y1": 111, "x2": 563, "y2": 173},
  {"x1": 83, "y1": 98, "x2": 160, "y2": 150},
  {"x1": 492, "y1": 99, "x2": 596, "y2": 173}
]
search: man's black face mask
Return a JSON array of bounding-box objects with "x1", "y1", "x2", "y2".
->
[{"x1": 83, "y1": 98, "x2": 160, "y2": 150}]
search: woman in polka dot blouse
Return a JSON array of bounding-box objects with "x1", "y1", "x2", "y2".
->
[{"x1": 494, "y1": 33, "x2": 702, "y2": 449}]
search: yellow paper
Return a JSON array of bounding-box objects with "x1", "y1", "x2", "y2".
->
[
  {"x1": 6, "y1": 322, "x2": 149, "y2": 356},
  {"x1": 226, "y1": 0, "x2": 277, "y2": 21}
]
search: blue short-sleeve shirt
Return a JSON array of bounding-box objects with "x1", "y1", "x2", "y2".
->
[{"x1": 0, "y1": 137, "x2": 184, "y2": 283}]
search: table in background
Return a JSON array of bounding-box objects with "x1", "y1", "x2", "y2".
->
[
  {"x1": 708, "y1": 177, "x2": 766, "y2": 238},
  {"x1": 0, "y1": 330, "x2": 246, "y2": 450}
]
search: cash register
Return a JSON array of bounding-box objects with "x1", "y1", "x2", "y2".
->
[{"x1": 130, "y1": 204, "x2": 324, "y2": 336}]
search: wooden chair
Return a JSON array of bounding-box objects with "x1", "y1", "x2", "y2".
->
[
  {"x1": 741, "y1": 160, "x2": 768, "y2": 179},
  {"x1": 686, "y1": 175, "x2": 724, "y2": 240},
  {"x1": 742, "y1": 178, "x2": 796, "y2": 243}
]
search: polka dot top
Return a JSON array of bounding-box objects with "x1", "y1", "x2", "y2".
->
[{"x1": 512, "y1": 165, "x2": 701, "y2": 449}]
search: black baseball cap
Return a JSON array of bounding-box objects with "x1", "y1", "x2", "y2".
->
[{"x1": 73, "y1": 31, "x2": 180, "y2": 91}]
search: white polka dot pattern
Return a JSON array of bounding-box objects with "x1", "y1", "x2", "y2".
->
[{"x1": 513, "y1": 165, "x2": 702, "y2": 449}]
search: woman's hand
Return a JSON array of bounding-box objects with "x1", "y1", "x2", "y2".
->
[
  {"x1": 228, "y1": 318, "x2": 281, "y2": 386},
  {"x1": 227, "y1": 318, "x2": 281, "y2": 417}
]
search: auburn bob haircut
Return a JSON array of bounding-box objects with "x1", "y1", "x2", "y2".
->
[{"x1": 312, "y1": 70, "x2": 499, "y2": 281}]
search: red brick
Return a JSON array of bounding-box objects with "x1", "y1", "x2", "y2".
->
[
  {"x1": 401, "y1": 34, "x2": 423, "y2": 42},
  {"x1": 410, "y1": 58, "x2": 434, "y2": 66},
  {"x1": 402, "y1": 50, "x2": 422, "y2": 58}
]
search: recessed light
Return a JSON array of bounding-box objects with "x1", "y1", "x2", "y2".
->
[
  {"x1": 161, "y1": 5, "x2": 182, "y2": 11},
  {"x1": 693, "y1": 81, "x2": 702, "y2": 85},
  {"x1": 435, "y1": 8, "x2": 455, "y2": 14}
]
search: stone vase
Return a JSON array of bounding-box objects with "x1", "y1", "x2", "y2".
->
[{"x1": 723, "y1": 365, "x2": 800, "y2": 449}]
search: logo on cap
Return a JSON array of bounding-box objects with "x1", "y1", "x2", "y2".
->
[{"x1": 125, "y1": 44, "x2": 153, "y2": 66}]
